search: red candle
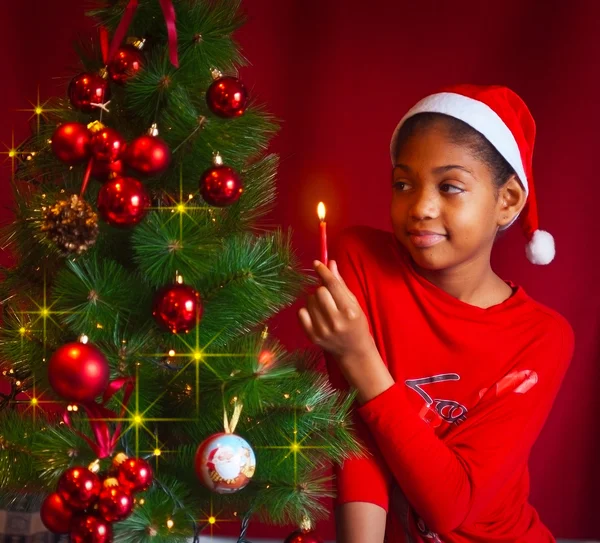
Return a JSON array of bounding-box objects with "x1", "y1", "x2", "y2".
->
[{"x1": 317, "y1": 202, "x2": 328, "y2": 266}]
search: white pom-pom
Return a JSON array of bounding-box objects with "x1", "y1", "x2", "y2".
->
[{"x1": 526, "y1": 229, "x2": 555, "y2": 265}]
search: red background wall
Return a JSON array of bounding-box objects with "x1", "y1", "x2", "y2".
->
[{"x1": 1, "y1": 1, "x2": 598, "y2": 540}]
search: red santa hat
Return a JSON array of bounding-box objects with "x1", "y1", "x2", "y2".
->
[{"x1": 389, "y1": 84, "x2": 555, "y2": 265}]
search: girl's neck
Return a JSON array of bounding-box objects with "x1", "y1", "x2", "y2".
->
[{"x1": 410, "y1": 253, "x2": 512, "y2": 309}]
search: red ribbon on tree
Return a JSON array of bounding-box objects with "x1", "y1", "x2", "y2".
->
[
  {"x1": 63, "y1": 377, "x2": 135, "y2": 459},
  {"x1": 101, "y1": 0, "x2": 179, "y2": 67}
]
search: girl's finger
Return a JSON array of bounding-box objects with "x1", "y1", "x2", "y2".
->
[
  {"x1": 326, "y1": 260, "x2": 359, "y2": 306},
  {"x1": 297, "y1": 307, "x2": 318, "y2": 344},
  {"x1": 307, "y1": 294, "x2": 330, "y2": 338},
  {"x1": 315, "y1": 285, "x2": 339, "y2": 329},
  {"x1": 331, "y1": 260, "x2": 342, "y2": 280},
  {"x1": 313, "y1": 261, "x2": 352, "y2": 314}
]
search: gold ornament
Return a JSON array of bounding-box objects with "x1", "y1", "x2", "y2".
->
[
  {"x1": 41, "y1": 194, "x2": 98, "y2": 255},
  {"x1": 103, "y1": 476, "x2": 119, "y2": 488},
  {"x1": 112, "y1": 452, "x2": 129, "y2": 467}
]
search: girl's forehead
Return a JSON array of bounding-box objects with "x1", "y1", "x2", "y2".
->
[{"x1": 395, "y1": 127, "x2": 476, "y2": 161}]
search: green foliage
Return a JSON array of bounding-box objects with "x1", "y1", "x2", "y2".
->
[{"x1": 0, "y1": 0, "x2": 362, "y2": 538}]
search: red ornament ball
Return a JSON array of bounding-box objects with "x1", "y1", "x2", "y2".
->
[
  {"x1": 97, "y1": 176, "x2": 150, "y2": 227},
  {"x1": 284, "y1": 530, "x2": 323, "y2": 543},
  {"x1": 206, "y1": 76, "x2": 248, "y2": 118},
  {"x1": 40, "y1": 492, "x2": 73, "y2": 534},
  {"x1": 153, "y1": 283, "x2": 202, "y2": 334},
  {"x1": 107, "y1": 45, "x2": 144, "y2": 85},
  {"x1": 51, "y1": 123, "x2": 91, "y2": 165},
  {"x1": 123, "y1": 135, "x2": 171, "y2": 176},
  {"x1": 48, "y1": 342, "x2": 110, "y2": 403},
  {"x1": 68, "y1": 72, "x2": 110, "y2": 113},
  {"x1": 117, "y1": 457, "x2": 153, "y2": 493},
  {"x1": 195, "y1": 432, "x2": 256, "y2": 494},
  {"x1": 98, "y1": 482, "x2": 134, "y2": 522},
  {"x1": 91, "y1": 159, "x2": 124, "y2": 181},
  {"x1": 90, "y1": 127, "x2": 126, "y2": 163},
  {"x1": 57, "y1": 466, "x2": 102, "y2": 511},
  {"x1": 200, "y1": 165, "x2": 243, "y2": 207},
  {"x1": 70, "y1": 514, "x2": 113, "y2": 543}
]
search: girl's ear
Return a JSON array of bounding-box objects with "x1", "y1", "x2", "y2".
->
[{"x1": 497, "y1": 174, "x2": 527, "y2": 228}]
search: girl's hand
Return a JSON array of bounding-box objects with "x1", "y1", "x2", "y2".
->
[{"x1": 298, "y1": 260, "x2": 375, "y2": 360}]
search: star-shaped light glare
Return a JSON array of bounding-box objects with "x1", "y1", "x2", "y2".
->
[{"x1": 16, "y1": 86, "x2": 61, "y2": 133}]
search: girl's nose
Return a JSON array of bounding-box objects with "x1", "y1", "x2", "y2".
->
[{"x1": 409, "y1": 187, "x2": 440, "y2": 221}]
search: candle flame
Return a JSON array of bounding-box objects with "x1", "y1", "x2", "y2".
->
[{"x1": 317, "y1": 202, "x2": 326, "y2": 221}]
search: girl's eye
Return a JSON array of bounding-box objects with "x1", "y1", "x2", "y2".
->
[
  {"x1": 440, "y1": 183, "x2": 464, "y2": 194},
  {"x1": 393, "y1": 181, "x2": 410, "y2": 191}
]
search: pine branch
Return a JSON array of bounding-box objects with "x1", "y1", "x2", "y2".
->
[
  {"x1": 53, "y1": 255, "x2": 150, "y2": 338},
  {"x1": 195, "y1": 230, "x2": 310, "y2": 347},
  {"x1": 132, "y1": 208, "x2": 221, "y2": 288}
]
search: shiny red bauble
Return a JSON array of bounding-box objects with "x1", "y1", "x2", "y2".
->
[
  {"x1": 70, "y1": 514, "x2": 113, "y2": 543},
  {"x1": 283, "y1": 529, "x2": 323, "y2": 543},
  {"x1": 97, "y1": 484, "x2": 134, "y2": 522},
  {"x1": 48, "y1": 342, "x2": 110, "y2": 403},
  {"x1": 57, "y1": 466, "x2": 102, "y2": 511},
  {"x1": 117, "y1": 457, "x2": 153, "y2": 493},
  {"x1": 200, "y1": 165, "x2": 243, "y2": 207},
  {"x1": 107, "y1": 45, "x2": 144, "y2": 85},
  {"x1": 40, "y1": 492, "x2": 74, "y2": 534},
  {"x1": 90, "y1": 127, "x2": 126, "y2": 163},
  {"x1": 91, "y1": 159, "x2": 124, "y2": 181},
  {"x1": 206, "y1": 75, "x2": 248, "y2": 118},
  {"x1": 152, "y1": 283, "x2": 202, "y2": 334},
  {"x1": 97, "y1": 176, "x2": 150, "y2": 227},
  {"x1": 51, "y1": 123, "x2": 91, "y2": 165},
  {"x1": 123, "y1": 135, "x2": 171, "y2": 176},
  {"x1": 68, "y1": 72, "x2": 110, "y2": 112}
]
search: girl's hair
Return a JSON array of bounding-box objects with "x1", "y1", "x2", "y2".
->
[{"x1": 392, "y1": 112, "x2": 517, "y2": 194}]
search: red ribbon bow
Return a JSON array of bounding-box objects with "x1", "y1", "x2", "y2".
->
[
  {"x1": 63, "y1": 377, "x2": 135, "y2": 459},
  {"x1": 100, "y1": 0, "x2": 179, "y2": 68}
]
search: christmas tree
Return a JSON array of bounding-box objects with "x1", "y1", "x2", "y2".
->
[{"x1": 0, "y1": 2, "x2": 361, "y2": 541}]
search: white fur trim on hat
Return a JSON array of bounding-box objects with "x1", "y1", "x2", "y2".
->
[
  {"x1": 390, "y1": 92, "x2": 529, "y2": 195},
  {"x1": 525, "y1": 229, "x2": 555, "y2": 265}
]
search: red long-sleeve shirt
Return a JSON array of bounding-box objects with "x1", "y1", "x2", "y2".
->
[{"x1": 325, "y1": 226, "x2": 574, "y2": 543}]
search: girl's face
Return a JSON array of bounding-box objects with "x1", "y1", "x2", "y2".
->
[{"x1": 391, "y1": 121, "x2": 506, "y2": 272}]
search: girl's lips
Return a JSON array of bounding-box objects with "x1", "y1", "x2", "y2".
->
[{"x1": 408, "y1": 233, "x2": 447, "y2": 248}]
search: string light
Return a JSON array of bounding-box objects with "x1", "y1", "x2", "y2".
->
[{"x1": 166, "y1": 519, "x2": 174, "y2": 529}]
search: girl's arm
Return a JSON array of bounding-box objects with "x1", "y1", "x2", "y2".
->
[
  {"x1": 323, "y1": 343, "x2": 393, "y2": 531},
  {"x1": 336, "y1": 502, "x2": 387, "y2": 543}
]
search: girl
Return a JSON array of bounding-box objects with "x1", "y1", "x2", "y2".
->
[{"x1": 298, "y1": 84, "x2": 575, "y2": 543}]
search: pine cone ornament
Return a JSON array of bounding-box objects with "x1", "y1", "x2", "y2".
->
[{"x1": 41, "y1": 195, "x2": 99, "y2": 255}]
